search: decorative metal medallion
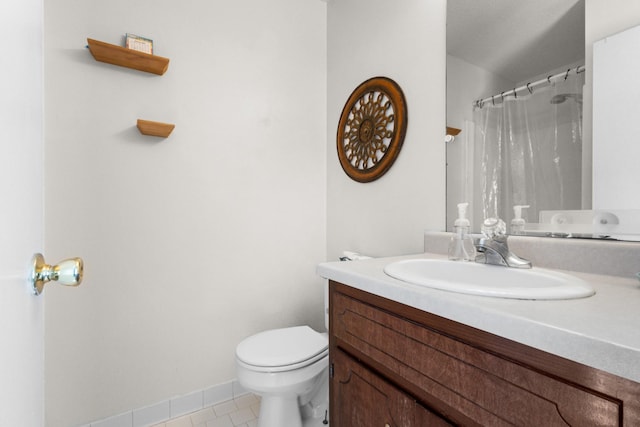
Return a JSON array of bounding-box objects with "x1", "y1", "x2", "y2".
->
[{"x1": 337, "y1": 76, "x2": 407, "y2": 182}]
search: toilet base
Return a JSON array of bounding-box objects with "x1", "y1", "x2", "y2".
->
[
  {"x1": 258, "y1": 394, "x2": 302, "y2": 427},
  {"x1": 256, "y1": 372, "x2": 329, "y2": 427}
]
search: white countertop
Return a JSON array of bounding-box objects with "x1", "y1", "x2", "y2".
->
[{"x1": 317, "y1": 252, "x2": 640, "y2": 383}]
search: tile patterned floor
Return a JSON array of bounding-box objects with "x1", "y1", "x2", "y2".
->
[{"x1": 152, "y1": 394, "x2": 260, "y2": 427}]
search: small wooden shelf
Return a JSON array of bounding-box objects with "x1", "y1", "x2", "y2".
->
[
  {"x1": 446, "y1": 126, "x2": 461, "y2": 136},
  {"x1": 137, "y1": 119, "x2": 175, "y2": 138},
  {"x1": 87, "y1": 38, "x2": 170, "y2": 75}
]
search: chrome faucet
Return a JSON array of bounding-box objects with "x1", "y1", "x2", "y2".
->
[{"x1": 475, "y1": 218, "x2": 532, "y2": 269}]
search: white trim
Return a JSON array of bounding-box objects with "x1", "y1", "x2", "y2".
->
[{"x1": 80, "y1": 380, "x2": 249, "y2": 427}]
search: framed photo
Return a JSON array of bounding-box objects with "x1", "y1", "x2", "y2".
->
[{"x1": 125, "y1": 33, "x2": 153, "y2": 54}]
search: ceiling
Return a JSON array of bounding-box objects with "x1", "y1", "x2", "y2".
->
[{"x1": 447, "y1": 0, "x2": 585, "y2": 83}]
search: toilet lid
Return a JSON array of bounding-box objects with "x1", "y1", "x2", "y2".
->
[{"x1": 236, "y1": 326, "x2": 328, "y2": 368}]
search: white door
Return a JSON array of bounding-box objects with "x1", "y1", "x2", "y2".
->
[{"x1": 0, "y1": 0, "x2": 45, "y2": 425}]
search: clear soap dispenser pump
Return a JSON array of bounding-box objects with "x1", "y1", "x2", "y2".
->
[
  {"x1": 511, "y1": 205, "x2": 529, "y2": 235},
  {"x1": 448, "y1": 202, "x2": 476, "y2": 261}
]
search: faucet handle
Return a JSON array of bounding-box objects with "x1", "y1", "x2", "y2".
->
[{"x1": 481, "y1": 217, "x2": 507, "y2": 239}]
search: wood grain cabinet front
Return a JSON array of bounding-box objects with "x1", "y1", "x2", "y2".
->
[
  {"x1": 332, "y1": 348, "x2": 452, "y2": 427},
  {"x1": 329, "y1": 281, "x2": 640, "y2": 426}
]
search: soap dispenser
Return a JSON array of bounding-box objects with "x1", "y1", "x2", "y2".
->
[
  {"x1": 448, "y1": 202, "x2": 476, "y2": 261},
  {"x1": 511, "y1": 205, "x2": 530, "y2": 235}
]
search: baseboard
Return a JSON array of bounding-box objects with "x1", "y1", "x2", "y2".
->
[{"x1": 80, "y1": 379, "x2": 249, "y2": 427}]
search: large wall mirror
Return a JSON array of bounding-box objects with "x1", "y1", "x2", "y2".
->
[{"x1": 446, "y1": 0, "x2": 640, "y2": 241}]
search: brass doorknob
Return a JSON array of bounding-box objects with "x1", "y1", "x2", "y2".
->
[{"x1": 29, "y1": 253, "x2": 84, "y2": 295}]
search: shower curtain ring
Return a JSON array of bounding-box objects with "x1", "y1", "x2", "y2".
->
[
  {"x1": 564, "y1": 69, "x2": 570, "y2": 80},
  {"x1": 492, "y1": 95, "x2": 495, "y2": 106},
  {"x1": 501, "y1": 91, "x2": 505, "y2": 101},
  {"x1": 527, "y1": 83, "x2": 533, "y2": 94},
  {"x1": 548, "y1": 75, "x2": 553, "y2": 84},
  {"x1": 513, "y1": 88, "x2": 517, "y2": 99}
]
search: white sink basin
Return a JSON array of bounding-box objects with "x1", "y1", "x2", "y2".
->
[{"x1": 383, "y1": 259, "x2": 595, "y2": 300}]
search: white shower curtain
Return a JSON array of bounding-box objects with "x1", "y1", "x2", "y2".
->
[{"x1": 471, "y1": 72, "x2": 584, "y2": 230}]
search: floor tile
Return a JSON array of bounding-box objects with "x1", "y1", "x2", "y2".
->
[
  {"x1": 205, "y1": 415, "x2": 234, "y2": 427},
  {"x1": 165, "y1": 414, "x2": 192, "y2": 427},
  {"x1": 213, "y1": 399, "x2": 238, "y2": 417},
  {"x1": 230, "y1": 407, "x2": 255, "y2": 425},
  {"x1": 250, "y1": 402, "x2": 260, "y2": 418},
  {"x1": 190, "y1": 407, "x2": 216, "y2": 425},
  {"x1": 151, "y1": 394, "x2": 261, "y2": 427},
  {"x1": 233, "y1": 394, "x2": 258, "y2": 409}
]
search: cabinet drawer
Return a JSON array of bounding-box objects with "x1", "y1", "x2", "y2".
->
[{"x1": 332, "y1": 289, "x2": 621, "y2": 426}]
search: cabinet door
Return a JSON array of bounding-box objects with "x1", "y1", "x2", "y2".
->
[{"x1": 331, "y1": 349, "x2": 452, "y2": 427}]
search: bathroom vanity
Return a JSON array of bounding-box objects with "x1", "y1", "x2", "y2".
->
[{"x1": 318, "y1": 245, "x2": 640, "y2": 426}]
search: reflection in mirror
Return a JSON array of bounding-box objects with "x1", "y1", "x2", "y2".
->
[
  {"x1": 469, "y1": 69, "x2": 584, "y2": 233},
  {"x1": 593, "y1": 25, "x2": 640, "y2": 212},
  {"x1": 447, "y1": 0, "x2": 597, "y2": 237}
]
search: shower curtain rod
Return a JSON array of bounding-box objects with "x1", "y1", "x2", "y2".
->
[{"x1": 473, "y1": 65, "x2": 585, "y2": 109}]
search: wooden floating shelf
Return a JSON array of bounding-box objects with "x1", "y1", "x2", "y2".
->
[
  {"x1": 87, "y1": 38, "x2": 170, "y2": 75},
  {"x1": 446, "y1": 126, "x2": 462, "y2": 136},
  {"x1": 137, "y1": 119, "x2": 175, "y2": 138}
]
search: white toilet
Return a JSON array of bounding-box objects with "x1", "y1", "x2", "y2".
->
[{"x1": 235, "y1": 294, "x2": 329, "y2": 427}]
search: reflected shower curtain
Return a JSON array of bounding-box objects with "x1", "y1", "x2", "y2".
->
[{"x1": 472, "y1": 73, "x2": 584, "y2": 229}]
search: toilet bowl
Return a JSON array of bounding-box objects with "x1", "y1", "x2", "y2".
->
[{"x1": 235, "y1": 325, "x2": 329, "y2": 427}]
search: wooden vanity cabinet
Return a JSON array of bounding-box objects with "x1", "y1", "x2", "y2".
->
[{"x1": 329, "y1": 281, "x2": 640, "y2": 426}]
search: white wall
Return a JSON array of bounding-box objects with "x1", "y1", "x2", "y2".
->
[
  {"x1": 327, "y1": 0, "x2": 447, "y2": 261},
  {"x1": 43, "y1": 1, "x2": 326, "y2": 426},
  {"x1": 0, "y1": 0, "x2": 44, "y2": 425}
]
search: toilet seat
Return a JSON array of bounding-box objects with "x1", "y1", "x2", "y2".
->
[{"x1": 236, "y1": 326, "x2": 328, "y2": 372}]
